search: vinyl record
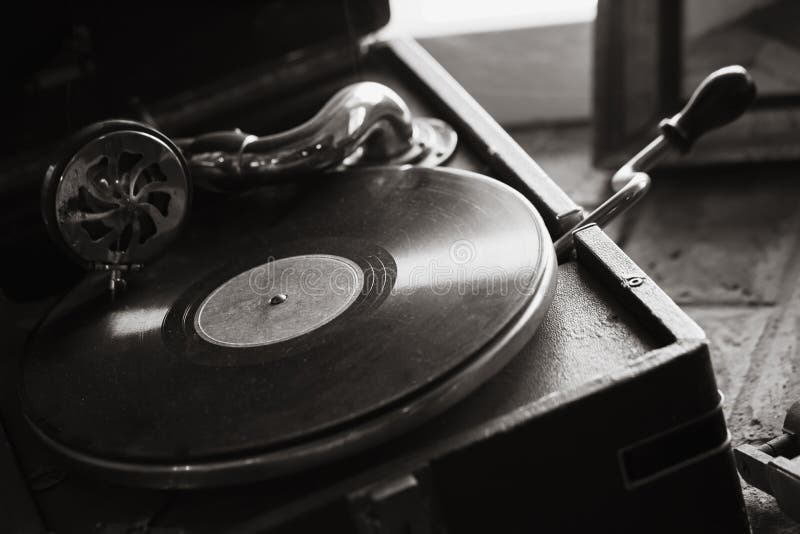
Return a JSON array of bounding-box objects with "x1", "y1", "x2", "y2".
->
[{"x1": 22, "y1": 166, "x2": 556, "y2": 488}]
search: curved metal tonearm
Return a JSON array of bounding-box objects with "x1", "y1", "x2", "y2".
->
[
  {"x1": 43, "y1": 82, "x2": 458, "y2": 292},
  {"x1": 174, "y1": 81, "x2": 457, "y2": 192},
  {"x1": 554, "y1": 65, "x2": 756, "y2": 262}
]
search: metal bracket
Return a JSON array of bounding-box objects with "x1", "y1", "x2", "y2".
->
[{"x1": 735, "y1": 400, "x2": 800, "y2": 523}]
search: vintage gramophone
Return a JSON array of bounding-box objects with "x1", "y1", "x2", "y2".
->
[{"x1": 0, "y1": 2, "x2": 757, "y2": 533}]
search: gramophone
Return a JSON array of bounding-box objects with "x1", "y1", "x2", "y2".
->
[{"x1": 0, "y1": 2, "x2": 757, "y2": 533}]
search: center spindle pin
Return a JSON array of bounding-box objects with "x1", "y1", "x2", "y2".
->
[{"x1": 270, "y1": 294, "x2": 288, "y2": 306}]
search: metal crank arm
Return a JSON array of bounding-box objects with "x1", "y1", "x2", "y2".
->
[{"x1": 554, "y1": 65, "x2": 756, "y2": 262}]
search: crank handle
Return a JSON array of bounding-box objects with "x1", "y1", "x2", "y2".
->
[{"x1": 554, "y1": 65, "x2": 756, "y2": 262}]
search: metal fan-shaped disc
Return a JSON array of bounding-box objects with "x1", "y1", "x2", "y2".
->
[{"x1": 47, "y1": 127, "x2": 190, "y2": 267}]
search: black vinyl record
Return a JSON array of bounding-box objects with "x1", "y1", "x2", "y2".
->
[{"x1": 22, "y1": 166, "x2": 556, "y2": 488}]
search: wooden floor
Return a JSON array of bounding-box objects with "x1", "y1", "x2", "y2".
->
[{"x1": 422, "y1": 23, "x2": 800, "y2": 534}]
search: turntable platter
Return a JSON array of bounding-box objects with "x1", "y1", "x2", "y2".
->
[{"x1": 21, "y1": 166, "x2": 556, "y2": 488}]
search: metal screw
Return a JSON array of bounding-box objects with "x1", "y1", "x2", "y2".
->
[
  {"x1": 626, "y1": 276, "x2": 645, "y2": 288},
  {"x1": 269, "y1": 294, "x2": 288, "y2": 305}
]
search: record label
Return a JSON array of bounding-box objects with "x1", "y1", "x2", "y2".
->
[{"x1": 194, "y1": 254, "x2": 364, "y2": 347}]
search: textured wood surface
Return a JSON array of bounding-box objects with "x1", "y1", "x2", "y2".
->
[{"x1": 422, "y1": 23, "x2": 800, "y2": 533}]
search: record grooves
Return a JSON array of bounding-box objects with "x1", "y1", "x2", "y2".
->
[{"x1": 21, "y1": 167, "x2": 557, "y2": 488}]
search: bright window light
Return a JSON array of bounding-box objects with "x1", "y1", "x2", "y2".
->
[{"x1": 386, "y1": 0, "x2": 597, "y2": 37}]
